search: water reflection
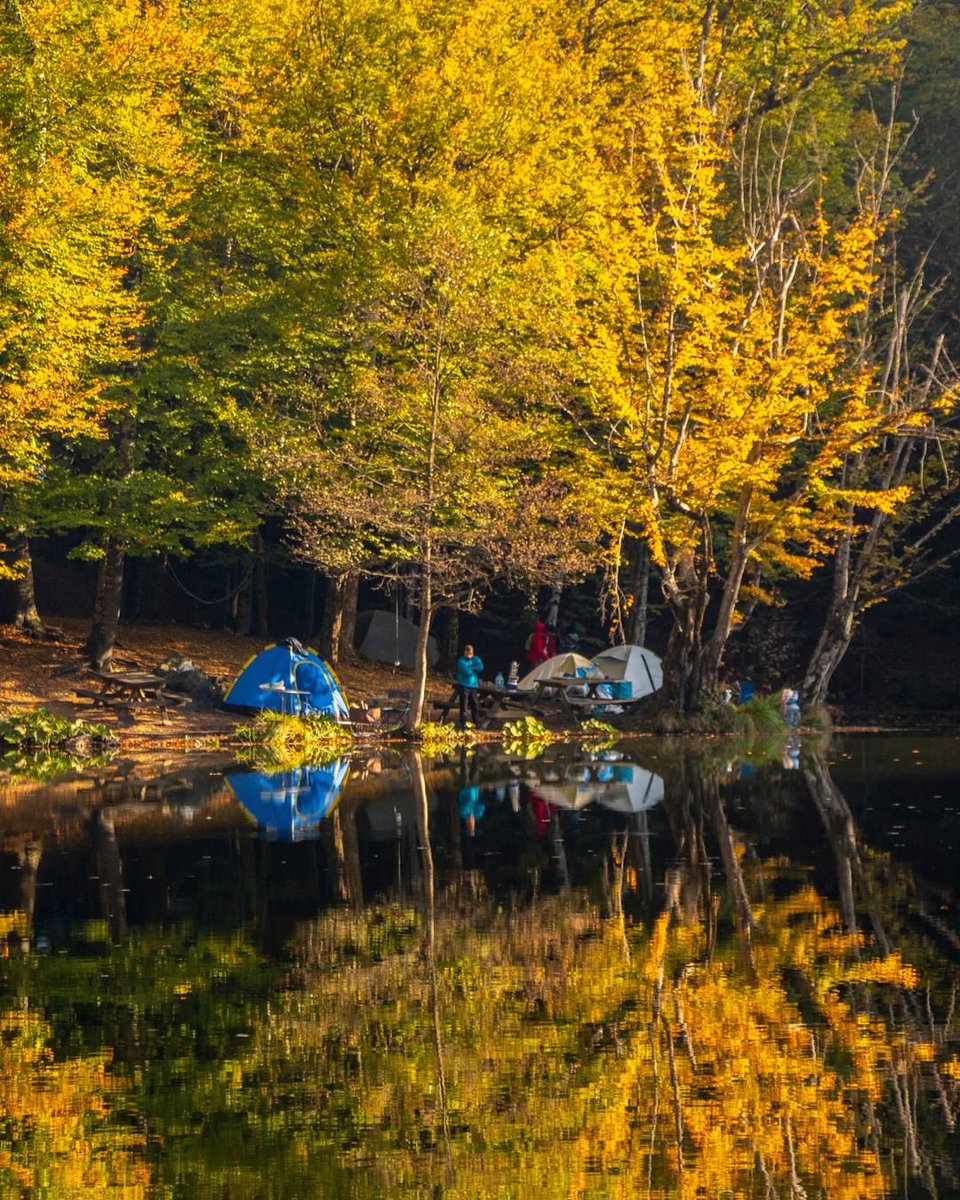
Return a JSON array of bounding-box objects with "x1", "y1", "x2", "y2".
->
[
  {"x1": 0, "y1": 739, "x2": 957, "y2": 1198},
  {"x1": 225, "y1": 759, "x2": 350, "y2": 840}
]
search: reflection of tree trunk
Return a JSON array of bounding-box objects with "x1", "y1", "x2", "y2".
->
[
  {"x1": 550, "y1": 810, "x2": 570, "y2": 893},
  {"x1": 803, "y1": 748, "x2": 958, "y2": 1158},
  {"x1": 410, "y1": 752, "x2": 452, "y2": 1172},
  {"x1": 91, "y1": 809, "x2": 127, "y2": 943},
  {"x1": 632, "y1": 808, "x2": 655, "y2": 909},
  {"x1": 802, "y1": 750, "x2": 860, "y2": 938},
  {"x1": 17, "y1": 841, "x2": 43, "y2": 948},
  {"x1": 666, "y1": 765, "x2": 715, "y2": 947},
  {"x1": 322, "y1": 806, "x2": 363, "y2": 908},
  {"x1": 703, "y1": 774, "x2": 755, "y2": 968}
]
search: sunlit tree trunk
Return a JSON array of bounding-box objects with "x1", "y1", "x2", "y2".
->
[
  {"x1": 802, "y1": 531, "x2": 860, "y2": 706},
  {"x1": 626, "y1": 541, "x2": 651, "y2": 647},
  {"x1": 317, "y1": 571, "x2": 346, "y2": 663},
  {"x1": 9, "y1": 533, "x2": 43, "y2": 632},
  {"x1": 86, "y1": 412, "x2": 135, "y2": 670},
  {"x1": 338, "y1": 570, "x2": 359, "y2": 662},
  {"x1": 86, "y1": 537, "x2": 126, "y2": 671}
]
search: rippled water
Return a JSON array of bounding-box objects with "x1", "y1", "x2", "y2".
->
[{"x1": 0, "y1": 733, "x2": 957, "y2": 1198}]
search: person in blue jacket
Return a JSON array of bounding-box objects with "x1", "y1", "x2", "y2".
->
[{"x1": 455, "y1": 644, "x2": 484, "y2": 729}]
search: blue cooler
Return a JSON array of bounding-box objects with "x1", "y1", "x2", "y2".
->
[{"x1": 612, "y1": 681, "x2": 633, "y2": 700}]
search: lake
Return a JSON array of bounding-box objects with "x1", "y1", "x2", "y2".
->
[{"x1": 0, "y1": 732, "x2": 957, "y2": 1198}]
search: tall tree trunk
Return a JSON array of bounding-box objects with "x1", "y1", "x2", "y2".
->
[
  {"x1": 338, "y1": 570, "x2": 359, "y2": 662},
  {"x1": 546, "y1": 586, "x2": 561, "y2": 629},
  {"x1": 432, "y1": 605, "x2": 459, "y2": 673},
  {"x1": 317, "y1": 571, "x2": 346, "y2": 663},
  {"x1": 301, "y1": 568, "x2": 317, "y2": 642},
  {"x1": 662, "y1": 617, "x2": 703, "y2": 711},
  {"x1": 86, "y1": 536, "x2": 126, "y2": 670},
  {"x1": 626, "y1": 542, "x2": 651, "y2": 647},
  {"x1": 233, "y1": 560, "x2": 253, "y2": 635},
  {"x1": 702, "y1": 481, "x2": 755, "y2": 691},
  {"x1": 405, "y1": 536, "x2": 434, "y2": 732},
  {"x1": 660, "y1": 544, "x2": 710, "y2": 710},
  {"x1": 801, "y1": 533, "x2": 859, "y2": 706},
  {"x1": 10, "y1": 533, "x2": 43, "y2": 632},
  {"x1": 86, "y1": 411, "x2": 135, "y2": 669},
  {"x1": 253, "y1": 531, "x2": 269, "y2": 637}
]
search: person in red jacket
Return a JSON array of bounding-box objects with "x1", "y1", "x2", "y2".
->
[{"x1": 527, "y1": 620, "x2": 553, "y2": 665}]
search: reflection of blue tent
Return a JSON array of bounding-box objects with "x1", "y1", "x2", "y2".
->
[
  {"x1": 222, "y1": 639, "x2": 350, "y2": 720},
  {"x1": 226, "y1": 759, "x2": 350, "y2": 840}
]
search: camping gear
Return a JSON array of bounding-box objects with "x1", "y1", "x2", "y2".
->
[
  {"x1": 355, "y1": 609, "x2": 439, "y2": 670},
  {"x1": 590, "y1": 644, "x2": 663, "y2": 700},
  {"x1": 516, "y1": 652, "x2": 601, "y2": 692},
  {"x1": 226, "y1": 759, "x2": 350, "y2": 840},
  {"x1": 222, "y1": 639, "x2": 350, "y2": 721}
]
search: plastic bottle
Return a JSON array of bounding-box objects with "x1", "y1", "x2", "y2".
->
[{"x1": 494, "y1": 671, "x2": 505, "y2": 688}]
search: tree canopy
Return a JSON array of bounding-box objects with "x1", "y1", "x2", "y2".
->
[{"x1": 3, "y1": 0, "x2": 959, "y2": 710}]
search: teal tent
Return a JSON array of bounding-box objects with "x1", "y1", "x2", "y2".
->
[{"x1": 222, "y1": 639, "x2": 350, "y2": 721}]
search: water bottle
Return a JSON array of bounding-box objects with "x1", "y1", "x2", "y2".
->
[{"x1": 495, "y1": 671, "x2": 505, "y2": 688}]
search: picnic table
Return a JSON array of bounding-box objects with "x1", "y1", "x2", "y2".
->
[
  {"x1": 75, "y1": 670, "x2": 189, "y2": 722},
  {"x1": 431, "y1": 681, "x2": 538, "y2": 726},
  {"x1": 528, "y1": 676, "x2": 639, "y2": 719}
]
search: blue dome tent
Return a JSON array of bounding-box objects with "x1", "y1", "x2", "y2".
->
[
  {"x1": 226, "y1": 759, "x2": 350, "y2": 840},
  {"x1": 222, "y1": 639, "x2": 350, "y2": 721}
]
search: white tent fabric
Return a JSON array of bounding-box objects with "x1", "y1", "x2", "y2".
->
[
  {"x1": 356, "y1": 609, "x2": 439, "y2": 670},
  {"x1": 517, "y1": 652, "x2": 600, "y2": 692},
  {"x1": 531, "y1": 764, "x2": 664, "y2": 813},
  {"x1": 593, "y1": 764, "x2": 665, "y2": 813},
  {"x1": 590, "y1": 644, "x2": 663, "y2": 699}
]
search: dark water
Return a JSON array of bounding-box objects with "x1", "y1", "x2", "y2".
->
[{"x1": 0, "y1": 733, "x2": 958, "y2": 1198}]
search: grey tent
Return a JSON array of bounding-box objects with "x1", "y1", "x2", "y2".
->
[{"x1": 356, "y1": 609, "x2": 439, "y2": 669}]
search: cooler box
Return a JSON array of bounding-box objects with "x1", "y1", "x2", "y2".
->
[{"x1": 611, "y1": 681, "x2": 633, "y2": 700}]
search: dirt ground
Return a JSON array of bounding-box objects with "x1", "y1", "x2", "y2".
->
[{"x1": 0, "y1": 617, "x2": 449, "y2": 752}]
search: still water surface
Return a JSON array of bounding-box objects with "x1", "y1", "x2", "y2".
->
[{"x1": 1, "y1": 734, "x2": 958, "y2": 1198}]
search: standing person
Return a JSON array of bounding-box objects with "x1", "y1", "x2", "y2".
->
[
  {"x1": 455, "y1": 643, "x2": 484, "y2": 729},
  {"x1": 559, "y1": 625, "x2": 580, "y2": 654},
  {"x1": 526, "y1": 620, "x2": 551, "y2": 666}
]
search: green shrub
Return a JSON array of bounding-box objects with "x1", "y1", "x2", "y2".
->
[
  {"x1": 236, "y1": 711, "x2": 354, "y2": 766},
  {"x1": 0, "y1": 707, "x2": 111, "y2": 750}
]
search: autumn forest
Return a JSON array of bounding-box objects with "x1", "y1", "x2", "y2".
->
[{"x1": 3, "y1": 0, "x2": 960, "y2": 720}]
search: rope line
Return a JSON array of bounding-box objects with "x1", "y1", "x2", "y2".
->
[{"x1": 164, "y1": 562, "x2": 255, "y2": 607}]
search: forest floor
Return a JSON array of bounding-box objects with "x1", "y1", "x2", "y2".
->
[{"x1": 0, "y1": 617, "x2": 454, "y2": 756}]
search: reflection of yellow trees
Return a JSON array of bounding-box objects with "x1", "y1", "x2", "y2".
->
[
  {"x1": 276, "y1": 878, "x2": 955, "y2": 1199},
  {"x1": 0, "y1": 1001, "x2": 149, "y2": 1195}
]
